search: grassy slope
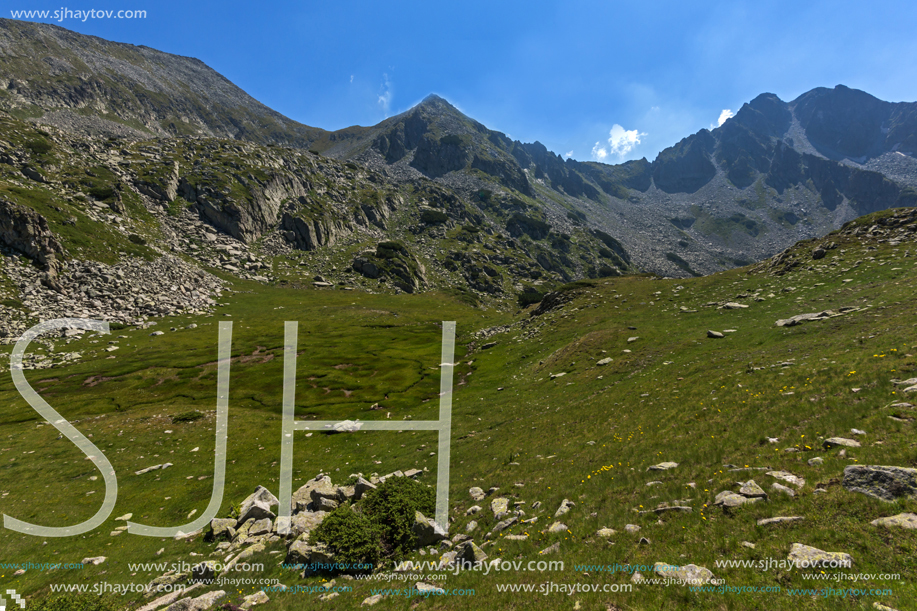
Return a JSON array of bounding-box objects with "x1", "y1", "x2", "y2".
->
[{"x1": 0, "y1": 212, "x2": 915, "y2": 610}]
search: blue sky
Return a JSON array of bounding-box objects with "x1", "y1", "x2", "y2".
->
[{"x1": 11, "y1": 0, "x2": 917, "y2": 163}]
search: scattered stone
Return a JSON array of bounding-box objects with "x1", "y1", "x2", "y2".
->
[
  {"x1": 771, "y1": 483, "x2": 795, "y2": 497},
  {"x1": 653, "y1": 562, "x2": 716, "y2": 585},
  {"x1": 413, "y1": 512, "x2": 447, "y2": 547},
  {"x1": 787, "y1": 543, "x2": 852, "y2": 568},
  {"x1": 738, "y1": 480, "x2": 768, "y2": 499},
  {"x1": 648, "y1": 461, "x2": 678, "y2": 471},
  {"x1": 597, "y1": 357, "x2": 613, "y2": 365},
  {"x1": 870, "y1": 513, "x2": 917, "y2": 530},
  {"x1": 767, "y1": 471, "x2": 806, "y2": 488},
  {"x1": 547, "y1": 522, "x2": 567, "y2": 533},
  {"x1": 707, "y1": 330, "x2": 725, "y2": 338},
  {"x1": 823, "y1": 437, "x2": 861, "y2": 449},
  {"x1": 539, "y1": 543, "x2": 560, "y2": 554},
  {"x1": 415, "y1": 582, "x2": 445, "y2": 595},
  {"x1": 241, "y1": 591, "x2": 269, "y2": 609},
  {"x1": 491, "y1": 497, "x2": 509, "y2": 515},
  {"x1": 361, "y1": 594, "x2": 384, "y2": 606},
  {"x1": 808, "y1": 457, "x2": 824, "y2": 467},
  {"x1": 81, "y1": 556, "x2": 106, "y2": 565},
  {"x1": 596, "y1": 528, "x2": 616, "y2": 537},
  {"x1": 714, "y1": 491, "x2": 761, "y2": 508},
  {"x1": 554, "y1": 499, "x2": 575, "y2": 517},
  {"x1": 624, "y1": 524, "x2": 641, "y2": 533},
  {"x1": 742, "y1": 541, "x2": 756, "y2": 549},
  {"x1": 757, "y1": 516, "x2": 804, "y2": 526}
]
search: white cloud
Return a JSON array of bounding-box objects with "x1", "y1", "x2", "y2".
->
[
  {"x1": 350, "y1": 75, "x2": 354, "y2": 83},
  {"x1": 607, "y1": 124, "x2": 646, "y2": 157},
  {"x1": 377, "y1": 74, "x2": 393, "y2": 116},
  {"x1": 717, "y1": 109, "x2": 734, "y2": 126},
  {"x1": 591, "y1": 142, "x2": 608, "y2": 161},
  {"x1": 564, "y1": 150, "x2": 573, "y2": 158}
]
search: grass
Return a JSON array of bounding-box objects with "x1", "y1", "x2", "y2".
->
[{"x1": 0, "y1": 216, "x2": 914, "y2": 609}]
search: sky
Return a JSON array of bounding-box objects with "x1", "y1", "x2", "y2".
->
[{"x1": 10, "y1": 0, "x2": 917, "y2": 163}]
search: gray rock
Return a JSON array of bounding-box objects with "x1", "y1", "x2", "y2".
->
[
  {"x1": 554, "y1": 499, "x2": 575, "y2": 517},
  {"x1": 738, "y1": 480, "x2": 768, "y2": 498},
  {"x1": 361, "y1": 594, "x2": 384, "y2": 606},
  {"x1": 491, "y1": 497, "x2": 509, "y2": 515},
  {"x1": 236, "y1": 499, "x2": 275, "y2": 526},
  {"x1": 808, "y1": 457, "x2": 824, "y2": 466},
  {"x1": 714, "y1": 491, "x2": 760, "y2": 507},
  {"x1": 771, "y1": 483, "x2": 795, "y2": 497},
  {"x1": 843, "y1": 465, "x2": 917, "y2": 501},
  {"x1": 767, "y1": 471, "x2": 806, "y2": 488},
  {"x1": 206, "y1": 518, "x2": 236, "y2": 542},
  {"x1": 81, "y1": 556, "x2": 106, "y2": 565},
  {"x1": 241, "y1": 590, "x2": 269, "y2": 609},
  {"x1": 870, "y1": 513, "x2": 917, "y2": 530},
  {"x1": 539, "y1": 542, "x2": 560, "y2": 554},
  {"x1": 648, "y1": 461, "x2": 679, "y2": 471},
  {"x1": 624, "y1": 524, "x2": 641, "y2": 533},
  {"x1": 547, "y1": 522, "x2": 567, "y2": 533},
  {"x1": 353, "y1": 477, "x2": 377, "y2": 501},
  {"x1": 757, "y1": 516, "x2": 804, "y2": 526},
  {"x1": 469, "y1": 487, "x2": 486, "y2": 501},
  {"x1": 596, "y1": 528, "x2": 616, "y2": 537},
  {"x1": 415, "y1": 582, "x2": 445, "y2": 595},
  {"x1": 787, "y1": 543, "x2": 852, "y2": 568},
  {"x1": 653, "y1": 562, "x2": 716, "y2": 585},
  {"x1": 412, "y1": 511, "x2": 447, "y2": 547},
  {"x1": 707, "y1": 330, "x2": 725, "y2": 338},
  {"x1": 457, "y1": 541, "x2": 487, "y2": 563},
  {"x1": 823, "y1": 437, "x2": 861, "y2": 449}
]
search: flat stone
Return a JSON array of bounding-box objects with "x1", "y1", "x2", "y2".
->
[
  {"x1": 648, "y1": 462, "x2": 679, "y2": 471},
  {"x1": 738, "y1": 480, "x2": 768, "y2": 498},
  {"x1": 757, "y1": 516, "x2": 804, "y2": 526},
  {"x1": 870, "y1": 513, "x2": 917, "y2": 530},
  {"x1": 771, "y1": 483, "x2": 795, "y2": 497},
  {"x1": 714, "y1": 491, "x2": 761, "y2": 507},
  {"x1": 787, "y1": 543, "x2": 852, "y2": 568},
  {"x1": 624, "y1": 524, "x2": 641, "y2": 533},
  {"x1": 547, "y1": 522, "x2": 567, "y2": 533},
  {"x1": 653, "y1": 562, "x2": 716, "y2": 585},
  {"x1": 767, "y1": 471, "x2": 806, "y2": 488},
  {"x1": 824, "y1": 437, "x2": 861, "y2": 449},
  {"x1": 596, "y1": 528, "x2": 616, "y2": 537}
]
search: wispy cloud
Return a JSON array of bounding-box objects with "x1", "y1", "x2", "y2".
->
[
  {"x1": 564, "y1": 150, "x2": 573, "y2": 158},
  {"x1": 717, "y1": 109, "x2": 734, "y2": 126},
  {"x1": 593, "y1": 124, "x2": 646, "y2": 161},
  {"x1": 377, "y1": 73, "x2": 393, "y2": 116},
  {"x1": 350, "y1": 74, "x2": 354, "y2": 83}
]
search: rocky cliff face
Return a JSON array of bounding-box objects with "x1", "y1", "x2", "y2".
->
[{"x1": 0, "y1": 198, "x2": 64, "y2": 275}]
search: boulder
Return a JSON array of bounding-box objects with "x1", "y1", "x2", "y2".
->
[
  {"x1": 843, "y1": 465, "x2": 917, "y2": 501},
  {"x1": 412, "y1": 511, "x2": 447, "y2": 547}
]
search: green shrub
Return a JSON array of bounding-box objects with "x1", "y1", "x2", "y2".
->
[
  {"x1": 311, "y1": 503, "x2": 383, "y2": 568},
  {"x1": 518, "y1": 291, "x2": 545, "y2": 307},
  {"x1": 171, "y1": 410, "x2": 204, "y2": 423},
  {"x1": 361, "y1": 477, "x2": 435, "y2": 558},
  {"x1": 128, "y1": 234, "x2": 147, "y2": 246},
  {"x1": 88, "y1": 186, "x2": 115, "y2": 200},
  {"x1": 27, "y1": 593, "x2": 121, "y2": 611},
  {"x1": 420, "y1": 209, "x2": 448, "y2": 224},
  {"x1": 26, "y1": 137, "x2": 53, "y2": 156}
]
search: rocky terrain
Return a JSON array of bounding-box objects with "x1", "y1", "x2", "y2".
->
[{"x1": 3, "y1": 20, "x2": 917, "y2": 285}]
